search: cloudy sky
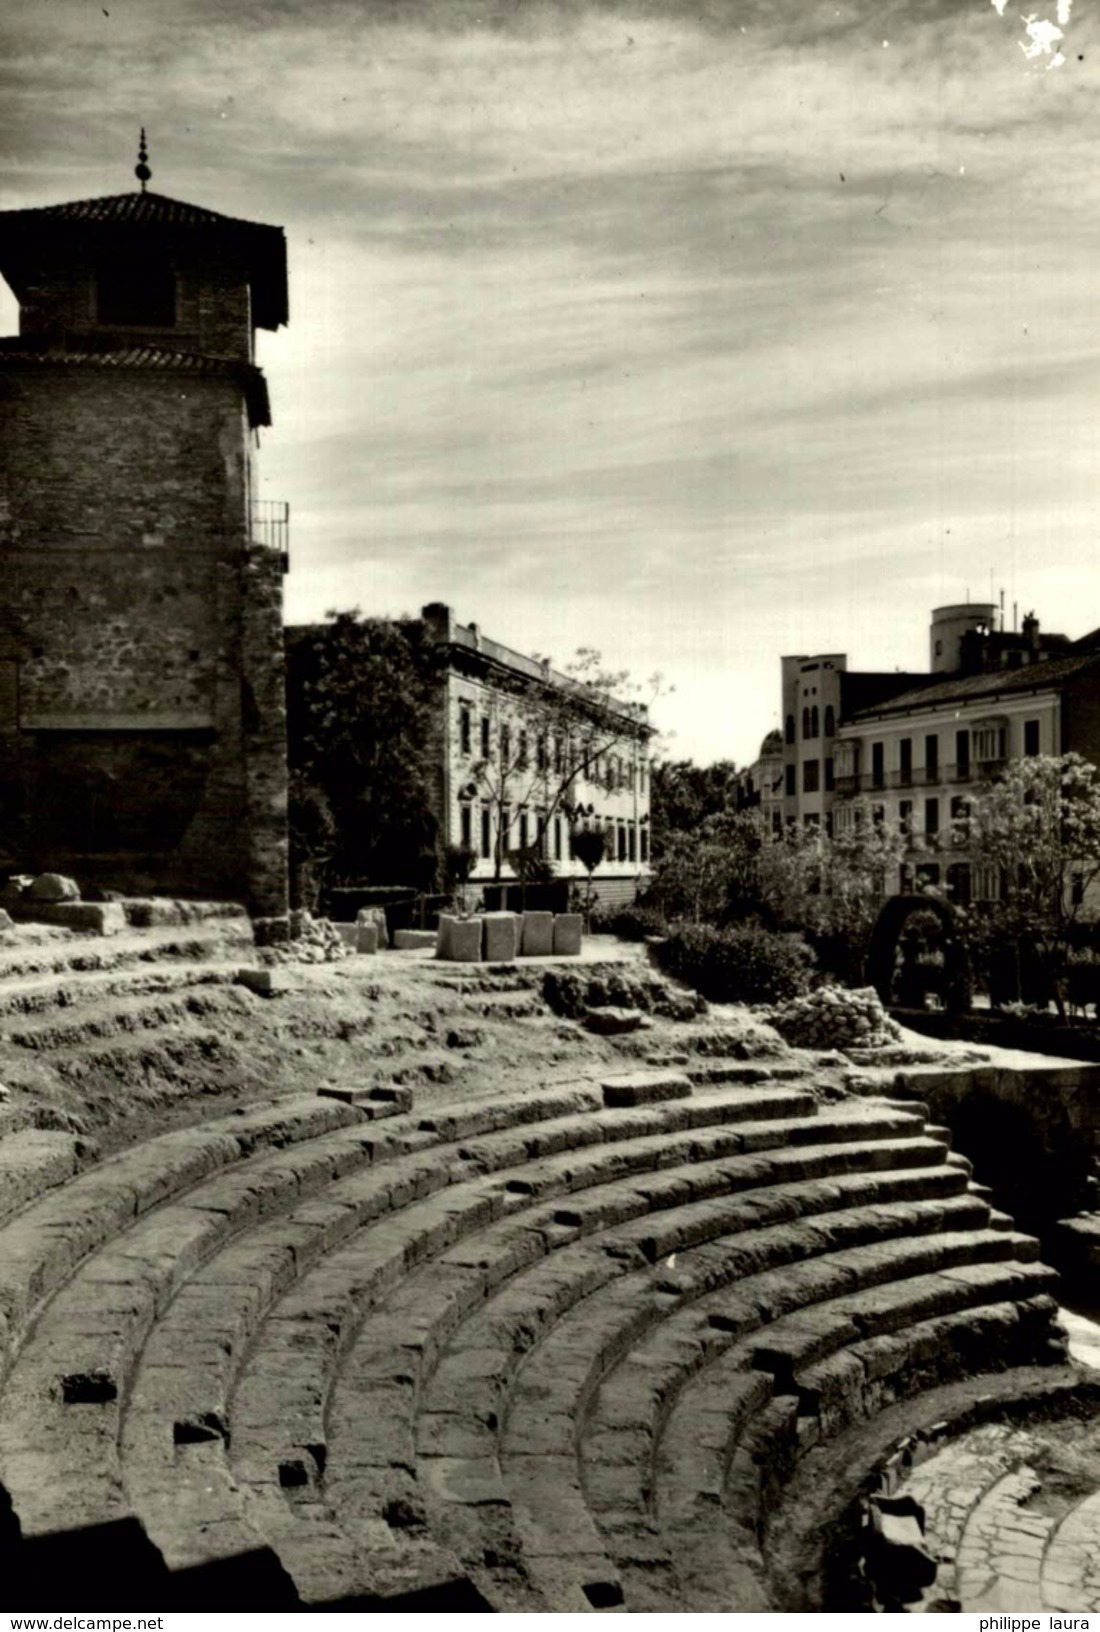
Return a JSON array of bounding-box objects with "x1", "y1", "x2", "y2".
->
[{"x1": 2, "y1": 0, "x2": 1098, "y2": 765}]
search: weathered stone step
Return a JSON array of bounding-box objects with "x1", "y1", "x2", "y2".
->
[
  {"x1": 763, "y1": 1363, "x2": 1085, "y2": 1615},
  {"x1": 501, "y1": 1229, "x2": 1031, "y2": 1610},
  {"x1": 0, "y1": 1129, "x2": 86, "y2": 1226},
  {"x1": 0, "y1": 921, "x2": 255, "y2": 986},
  {"x1": 0, "y1": 1095, "x2": 366, "y2": 1374},
  {"x1": 0, "y1": 962, "x2": 240, "y2": 1022},
  {"x1": 0, "y1": 984, "x2": 257, "y2": 1050},
  {"x1": 37, "y1": 1091, "x2": 890, "y2": 1603},
  {"x1": 653, "y1": 1294, "x2": 1062, "y2": 1613}
]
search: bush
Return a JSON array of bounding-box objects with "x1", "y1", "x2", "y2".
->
[
  {"x1": 589, "y1": 902, "x2": 669, "y2": 941},
  {"x1": 653, "y1": 923, "x2": 816, "y2": 1005}
]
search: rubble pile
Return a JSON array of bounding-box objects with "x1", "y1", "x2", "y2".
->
[
  {"x1": 259, "y1": 911, "x2": 352, "y2": 966},
  {"x1": 768, "y1": 984, "x2": 903, "y2": 1051}
]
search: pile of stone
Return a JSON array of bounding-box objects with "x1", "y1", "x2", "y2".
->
[
  {"x1": 259, "y1": 911, "x2": 352, "y2": 966},
  {"x1": 767, "y1": 984, "x2": 903, "y2": 1051}
]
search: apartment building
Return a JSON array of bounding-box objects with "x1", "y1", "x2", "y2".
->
[
  {"x1": 421, "y1": 604, "x2": 653, "y2": 906},
  {"x1": 830, "y1": 607, "x2": 1100, "y2": 900}
]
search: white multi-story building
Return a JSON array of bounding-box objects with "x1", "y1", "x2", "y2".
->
[{"x1": 421, "y1": 604, "x2": 653, "y2": 907}]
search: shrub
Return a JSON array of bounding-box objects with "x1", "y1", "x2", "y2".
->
[
  {"x1": 653, "y1": 923, "x2": 816, "y2": 1005},
  {"x1": 589, "y1": 902, "x2": 669, "y2": 941}
]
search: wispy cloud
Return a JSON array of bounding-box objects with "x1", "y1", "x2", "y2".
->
[{"x1": 2, "y1": 0, "x2": 1099, "y2": 763}]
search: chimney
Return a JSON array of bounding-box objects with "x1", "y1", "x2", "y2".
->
[
  {"x1": 421, "y1": 602, "x2": 454, "y2": 642},
  {"x1": 1022, "y1": 611, "x2": 1040, "y2": 654}
]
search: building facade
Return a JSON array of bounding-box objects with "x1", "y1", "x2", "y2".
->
[
  {"x1": 832, "y1": 612, "x2": 1100, "y2": 902},
  {"x1": 737, "y1": 729, "x2": 785, "y2": 836},
  {"x1": 0, "y1": 163, "x2": 290, "y2": 913},
  {"x1": 420, "y1": 604, "x2": 653, "y2": 906}
]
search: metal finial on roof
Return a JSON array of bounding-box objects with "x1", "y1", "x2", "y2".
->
[{"x1": 135, "y1": 128, "x2": 151, "y2": 192}]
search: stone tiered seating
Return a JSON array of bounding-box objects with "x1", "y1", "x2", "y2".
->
[{"x1": 0, "y1": 988, "x2": 1072, "y2": 1611}]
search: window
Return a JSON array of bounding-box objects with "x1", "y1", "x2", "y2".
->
[
  {"x1": 899, "y1": 738, "x2": 912, "y2": 784},
  {"x1": 803, "y1": 759, "x2": 820, "y2": 794},
  {"x1": 974, "y1": 724, "x2": 1006, "y2": 764},
  {"x1": 925, "y1": 796, "x2": 940, "y2": 837},
  {"x1": 96, "y1": 255, "x2": 176, "y2": 327},
  {"x1": 947, "y1": 863, "x2": 972, "y2": 905},
  {"x1": 1024, "y1": 718, "x2": 1041, "y2": 757},
  {"x1": 519, "y1": 808, "x2": 529, "y2": 850},
  {"x1": 810, "y1": 706, "x2": 819, "y2": 738},
  {"x1": 871, "y1": 803, "x2": 885, "y2": 827},
  {"x1": 785, "y1": 764, "x2": 796, "y2": 797},
  {"x1": 501, "y1": 804, "x2": 511, "y2": 851},
  {"x1": 772, "y1": 810, "x2": 783, "y2": 836},
  {"x1": 459, "y1": 706, "x2": 472, "y2": 756},
  {"x1": 628, "y1": 824, "x2": 636, "y2": 862},
  {"x1": 460, "y1": 805, "x2": 472, "y2": 849},
  {"x1": 824, "y1": 705, "x2": 835, "y2": 738},
  {"x1": 618, "y1": 824, "x2": 627, "y2": 862},
  {"x1": 518, "y1": 731, "x2": 528, "y2": 769},
  {"x1": 955, "y1": 729, "x2": 970, "y2": 780},
  {"x1": 1072, "y1": 872, "x2": 1086, "y2": 907},
  {"x1": 925, "y1": 734, "x2": 939, "y2": 780},
  {"x1": 536, "y1": 734, "x2": 548, "y2": 772},
  {"x1": 554, "y1": 817, "x2": 562, "y2": 861},
  {"x1": 785, "y1": 715, "x2": 796, "y2": 745},
  {"x1": 501, "y1": 724, "x2": 511, "y2": 764},
  {"x1": 802, "y1": 707, "x2": 812, "y2": 740},
  {"x1": 640, "y1": 827, "x2": 649, "y2": 863},
  {"x1": 871, "y1": 741, "x2": 885, "y2": 789},
  {"x1": 480, "y1": 716, "x2": 491, "y2": 758},
  {"x1": 825, "y1": 811, "x2": 834, "y2": 837},
  {"x1": 824, "y1": 757, "x2": 834, "y2": 792},
  {"x1": 553, "y1": 735, "x2": 563, "y2": 774},
  {"x1": 480, "y1": 806, "x2": 491, "y2": 860},
  {"x1": 916, "y1": 862, "x2": 941, "y2": 888}
]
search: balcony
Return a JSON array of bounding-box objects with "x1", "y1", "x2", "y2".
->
[{"x1": 251, "y1": 499, "x2": 289, "y2": 570}]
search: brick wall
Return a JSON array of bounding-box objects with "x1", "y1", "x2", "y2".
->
[{"x1": 0, "y1": 362, "x2": 287, "y2": 913}]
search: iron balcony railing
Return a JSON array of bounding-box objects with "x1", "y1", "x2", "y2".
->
[{"x1": 251, "y1": 499, "x2": 289, "y2": 565}]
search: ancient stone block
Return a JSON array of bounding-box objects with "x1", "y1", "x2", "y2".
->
[
  {"x1": 552, "y1": 914, "x2": 582, "y2": 956},
  {"x1": 393, "y1": 929, "x2": 436, "y2": 950},
  {"x1": 355, "y1": 921, "x2": 379, "y2": 955},
  {"x1": 10, "y1": 901, "x2": 125, "y2": 936},
  {"x1": 601, "y1": 1070, "x2": 693, "y2": 1106},
  {"x1": 585, "y1": 1006, "x2": 645, "y2": 1036},
  {"x1": 27, "y1": 872, "x2": 80, "y2": 902},
  {"x1": 437, "y1": 916, "x2": 483, "y2": 962},
  {"x1": 520, "y1": 911, "x2": 554, "y2": 957},
  {"x1": 356, "y1": 905, "x2": 389, "y2": 949},
  {"x1": 482, "y1": 912, "x2": 518, "y2": 963}
]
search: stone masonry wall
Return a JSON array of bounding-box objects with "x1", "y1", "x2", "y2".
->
[{"x1": 0, "y1": 363, "x2": 287, "y2": 913}]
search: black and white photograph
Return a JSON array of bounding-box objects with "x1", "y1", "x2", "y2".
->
[{"x1": 3, "y1": 0, "x2": 1100, "y2": 1617}]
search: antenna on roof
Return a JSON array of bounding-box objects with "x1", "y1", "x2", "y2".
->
[{"x1": 135, "y1": 128, "x2": 151, "y2": 193}]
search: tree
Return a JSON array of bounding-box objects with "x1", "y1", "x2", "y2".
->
[
  {"x1": 649, "y1": 808, "x2": 765, "y2": 923},
  {"x1": 286, "y1": 612, "x2": 440, "y2": 901},
  {"x1": 757, "y1": 806, "x2": 906, "y2": 983},
  {"x1": 960, "y1": 753, "x2": 1100, "y2": 1014},
  {"x1": 650, "y1": 759, "x2": 741, "y2": 859},
  {"x1": 570, "y1": 825, "x2": 607, "y2": 930},
  {"x1": 462, "y1": 648, "x2": 661, "y2": 878}
]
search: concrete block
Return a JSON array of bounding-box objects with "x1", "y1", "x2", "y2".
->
[
  {"x1": 586, "y1": 1006, "x2": 647, "y2": 1037},
  {"x1": 552, "y1": 913, "x2": 583, "y2": 956},
  {"x1": 437, "y1": 916, "x2": 483, "y2": 962},
  {"x1": 601, "y1": 1070, "x2": 693, "y2": 1106},
  {"x1": 333, "y1": 923, "x2": 357, "y2": 947},
  {"x1": 393, "y1": 929, "x2": 437, "y2": 950},
  {"x1": 519, "y1": 911, "x2": 554, "y2": 957},
  {"x1": 355, "y1": 921, "x2": 379, "y2": 955},
  {"x1": 482, "y1": 912, "x2": 518, "y2": 963},
  {"x1": 235, "y1": 967, "x2": 292, "y2": 998},
  {"x1": 9, "y1": 901, "x2": 126, "y2": 936},
  {"x1": 356, "y1": 905, "x2": 389, "y2": 949}
]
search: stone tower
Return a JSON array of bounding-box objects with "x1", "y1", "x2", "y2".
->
[{"x1": 0, "y1": 150, "x2": 289, "y2": 915}]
